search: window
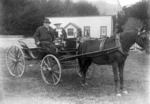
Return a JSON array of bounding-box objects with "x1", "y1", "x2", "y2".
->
[
  {"x1": 100, "y1": 26, "x2": 107, "y2": 38},
  {"x1": 84, "y1": 26, "x2": 90, "y2": 37},
  {"x1": 67, "y1": 28, "x2": 74, "y2": 36}
]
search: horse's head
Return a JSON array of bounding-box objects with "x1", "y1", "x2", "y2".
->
[{"x1": 136, "y1": 27, "x2": 150, "y2": 54}]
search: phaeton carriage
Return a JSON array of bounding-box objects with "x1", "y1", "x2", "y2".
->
[
  {"x1": 5, "y1": 26, "x2": 149, "y2": 96},
  {"x1": 6, "y1": 37, "x2": 97, "y2": 85}
]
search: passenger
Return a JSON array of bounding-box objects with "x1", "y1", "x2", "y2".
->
[
  {"x1": 33, "y1": 18, "x2": 57, "y2": 55},
  {"x1": 54, "y1": 23, "x2": 67, "y2": 40}
]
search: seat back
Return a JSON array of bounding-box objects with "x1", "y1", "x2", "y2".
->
[
  {"x1": 18, "y1": 38, "x2": 38, "y2": 49},
  {"x1": 64, "y1": 38, "x2": 77, "y2": 50}
]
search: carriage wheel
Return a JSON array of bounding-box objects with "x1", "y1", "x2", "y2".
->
[
  {"x1": 41, "y1": 54, "x2": 61, "y2": 85},
  {"x1": 76, "y1": 63, "x2": 96, "y2": 79},
  {"x1": 28, "y1": 49, "x2": 41, "y2": 59},
  {"x1": 6, "y1": 45, "x2": 25, "y2": 77}
]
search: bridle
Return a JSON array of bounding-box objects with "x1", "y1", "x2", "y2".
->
[
  {"x1": 115, "y1": 29, "x2": 148, "y2": 56},
  {"x1": 136, "y1": 30, "x2": 149, "y2": 51}
]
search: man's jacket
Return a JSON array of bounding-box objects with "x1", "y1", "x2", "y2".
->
[{"x1": 33, "y1": 26, "x2": 56, "y2": 43}]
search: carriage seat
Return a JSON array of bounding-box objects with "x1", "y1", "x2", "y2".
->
[
  {"x1": 18, "y1": 38, "x2": 38, "y2": 49},
  {"x1": 57, "y1": 38, "x2": 78, "y2": 54},
  {"x1": 64, "y1": 38, "x2": 77, "y2": 50}
]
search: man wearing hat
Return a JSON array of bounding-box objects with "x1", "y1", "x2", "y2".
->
[{"x1": 33, "y1": 18, "x2": 57, "y2": 54}]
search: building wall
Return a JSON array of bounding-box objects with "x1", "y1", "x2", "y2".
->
[{"x1": 47, "y1": 16, "x2": 113, "y2": 38}]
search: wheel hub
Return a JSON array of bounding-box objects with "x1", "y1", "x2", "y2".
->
[
  {"x1": 12, "y1": 59, "x2": 17, "y2": 62},
  {"x1": 13, "y1": 59, "x2": 20, "y2": 63},
  {"x1": 48, "y1": 68, "x2": 52, "y2": 71}
]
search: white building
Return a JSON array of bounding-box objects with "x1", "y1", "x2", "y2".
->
[
  {"x1": 47, "y1": 16, "x2": 113, "y2": 38},
  {"x1": 64, "y1": 22, "x2": 81, "y2": 38}
]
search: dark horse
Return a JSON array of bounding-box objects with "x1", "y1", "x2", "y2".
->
[{"x1": 78, "y1": 27, "x2": 150, "y2": 96}]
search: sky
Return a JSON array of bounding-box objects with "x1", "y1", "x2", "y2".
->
[{"x1": 73, "y1": 0, "x2": 142, "y2": 6}]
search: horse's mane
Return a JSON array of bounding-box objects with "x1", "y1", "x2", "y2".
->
[{"x1": 108, "y1": 30, "x2": 138, "y2": 41}]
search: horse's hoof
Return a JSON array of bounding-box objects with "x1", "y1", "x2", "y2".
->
[
  {"x1": 81, "y1": 84, "x2": 85, "y2": 86},
  {"x1": 122, "y1": 90, "x2": 128, "y2": 94},
  {"x1": 81, "y1": 83, "x2": 88, "y2": 86},
  {"x1": 85, "y1": 83, "x2": 88, "y2": 86},
  {"x1": 116, "y1": 93, "x2": 122, "y2": 97}
]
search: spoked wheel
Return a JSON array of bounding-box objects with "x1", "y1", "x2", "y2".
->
[
  {"x1": 28, "y1": 49, "x2": 41, "y2": 59},
  {"x1": 41, "y1": 54, "x2": 61, "y2": 85},
  {"x1": 6, "y1": 45, "x2": 25, "y2": 77},
  {"x1": 76, "y1": 63, "x2": 96, "y2": 79}
]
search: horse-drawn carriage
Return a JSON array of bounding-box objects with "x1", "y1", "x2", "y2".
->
[
  {"x1": 6, "y1": 27, "x2": 149, "y2": 96},
  {"x1": 6, "y1": 37, "x2": 96, "y2": 85}
]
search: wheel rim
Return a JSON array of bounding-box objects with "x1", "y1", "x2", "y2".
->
[
  {"x1": 41, "y1": 54, "x2": 61, "y2": 85},
  {"x1": 6, "y1": 46, "x2": 25, "y2": 77},
  {"x1": 76, "y1": 63, "x2": 96, "y2": 79}
]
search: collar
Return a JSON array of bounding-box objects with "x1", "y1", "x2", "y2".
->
[{"x1": 116, "y1": 34, "x2": 129, "y2": 56}]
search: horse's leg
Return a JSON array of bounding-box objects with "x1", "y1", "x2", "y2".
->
[
  {"x1": 112, "y1": 62, "x2": 121, "y2": 96},
  {"x1": 118, "y1": 62, "x2": 128, "y2": 94},
  {"x1": 78, "y1": 58, "x2": 82, "y2": 73},
  {"x1": 78, "y1": 58, "x2": 86, "y2": 84},
  {"x1": 81, "y1": 59, "x2": 92, "y2": 86}
]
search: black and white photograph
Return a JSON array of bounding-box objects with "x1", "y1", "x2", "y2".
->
[{"x1": 0, "y1": 0, "x2": 150, "y2": 104}]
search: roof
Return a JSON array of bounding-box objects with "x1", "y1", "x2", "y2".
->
[
  {"x1": 46, "y1": 16, "x2": 113, "y2": 19},
  {"x1": 64, "y1": 23, "x2": 81, "y2": 29}
]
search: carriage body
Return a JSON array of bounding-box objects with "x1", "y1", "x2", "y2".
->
[
  {"x1": 13, "y1": 38, "x2": 77, "y2": 60},
  {"x1": 18, "y1": 38, "x2": 78, "y2": 60},
  {"x1": 6, "y1": 37, "x2": 96, "y2": 85},
  {"x1": 18, "y1": 38, "x2": 43, "y2": 60}
]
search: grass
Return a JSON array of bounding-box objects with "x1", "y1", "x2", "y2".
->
[{"x1": 0, "y1": 48, "x2": 149, "y2": 104}]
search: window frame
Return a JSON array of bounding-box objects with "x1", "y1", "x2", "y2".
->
[
  {"x1": 67, "y1": 28, "x2": 74, "y2": 36},
  {"x1": 100, "y1": 26, "x2": 107, "y2": 38},
  {"x1": 84, "y1": 26, "x2": 90, "y2": 37}
]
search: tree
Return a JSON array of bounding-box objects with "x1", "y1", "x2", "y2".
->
[
  {"x1": 73, "y1": 1, "x2": 99, "y2": 16},
  {"x1": 1, "y1": 0, "x2": 44, "y2": 36},
  {"x1": 115, "y1": 1, "x2": 149, "y2": 32},
  {"x1": 124, "y1": 17, "x2": 143, "y2": 31},
  {"x1": 123, "y1": 2, "x2": 148, "y2": 21},
  {"x1": 1, "y1": 0, "x2": 99, "y2": 36},
  {"x1": 0, "y1": 1, "x2": 3, "y2": 33}
]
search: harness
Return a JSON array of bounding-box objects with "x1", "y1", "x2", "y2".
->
[
  {"x1": 99, "y1": 34, "x2": 129, "y2": 56},
  {"x1": 99, "y1": 38, "x2": 107, "y2": 51},
  {"x1": 115, "y1": 34, "x2": 129, "y2": 56}
]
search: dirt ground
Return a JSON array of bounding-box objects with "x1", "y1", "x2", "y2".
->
[{"x1": 0, "y1": 46, "x2": 150, "y2": 104}]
